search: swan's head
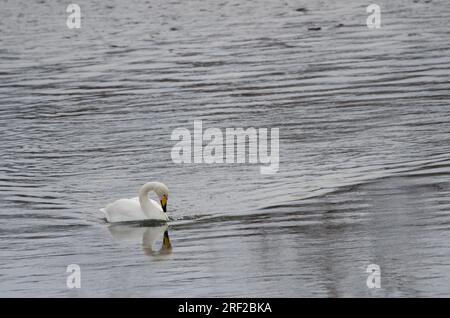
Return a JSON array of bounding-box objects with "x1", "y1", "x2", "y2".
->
[
  {"x1": 153, "y1": 182, "x2": 169, "y2": 213},
  {"x1": 140, "y1": 182, "x2": 169, "y2": 213}
]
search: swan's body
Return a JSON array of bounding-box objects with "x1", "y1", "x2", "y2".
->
[
  {"x1": 101, "y1": 197, "x2": 167, "y2": 223},
  {"x1": 101, "y1": 182, "x2": 169, "y2": 223}
]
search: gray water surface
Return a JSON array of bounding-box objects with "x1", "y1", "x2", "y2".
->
[{"x1": 1, "y1": 0, "x2": 450, "y2": 297}]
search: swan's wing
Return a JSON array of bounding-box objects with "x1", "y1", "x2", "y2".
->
[{"x1": 102, "y1": 198, "x2": 144, "y2": 223}]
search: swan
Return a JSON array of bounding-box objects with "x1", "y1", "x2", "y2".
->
[{"x1": 100, "y1": 182, "x2": 169, "y2": 223}]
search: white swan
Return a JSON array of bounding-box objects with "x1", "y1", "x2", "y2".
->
[{"x1": 100, "y1": 182, "x2": 169, "y2": 223}]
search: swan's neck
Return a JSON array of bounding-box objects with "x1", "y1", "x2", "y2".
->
[{"x1": 138, "y1": 182, "x2": 159, "y2": 217}]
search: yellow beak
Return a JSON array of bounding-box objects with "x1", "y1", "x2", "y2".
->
[{"x1": 160, "y1": 195, "x2": 167, "y2": 212}]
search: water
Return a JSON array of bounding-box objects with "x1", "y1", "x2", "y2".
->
[{"x1": 1, "y1": 0, "x2": 450, "y2": 297}]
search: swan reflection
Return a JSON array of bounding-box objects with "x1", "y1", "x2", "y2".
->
[{"x1": 108, "y1": 223, "x2": 172, "y2": 258}]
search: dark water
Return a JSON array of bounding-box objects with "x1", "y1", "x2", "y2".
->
[{"x1": 1, "y1": 0, "x2": 450, "y2": 297}]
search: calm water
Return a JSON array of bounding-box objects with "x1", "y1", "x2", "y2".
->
[{"x1": 1, "y1": 0, "x2": 450, "y2": 297}]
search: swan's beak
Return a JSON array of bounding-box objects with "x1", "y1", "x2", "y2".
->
[{"x1": 160, "y1": 195, "x2": 167, "y2": 212}]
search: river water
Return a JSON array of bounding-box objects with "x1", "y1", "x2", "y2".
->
[{"x1": 1, "y1": 0, "x2": 450, "y2": 297}]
